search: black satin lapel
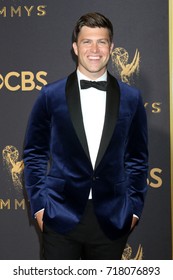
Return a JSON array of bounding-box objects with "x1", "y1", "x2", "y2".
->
[
  {"x1": 95, "y1": 72, "x2": 120, "y2": 169},
  {"x1": 66, "y1": 72, "x2": 90, "y2": 160}
]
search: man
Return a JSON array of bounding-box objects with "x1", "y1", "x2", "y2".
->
[{"x1": 23, "y1": 12, "x2": 148, "y2": 260}]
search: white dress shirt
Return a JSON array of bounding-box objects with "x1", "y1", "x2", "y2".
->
[{"x1": 77, "y1": 69, "x2": 107, "y2": 169}]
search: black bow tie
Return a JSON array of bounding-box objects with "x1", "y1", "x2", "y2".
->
[{"x1": 80, "y1": 80, "x2": 107, "y2": 91}]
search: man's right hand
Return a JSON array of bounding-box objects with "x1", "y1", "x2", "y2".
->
[{"x1": 35, "y1": 209, "x2": 44, "y2": 231}]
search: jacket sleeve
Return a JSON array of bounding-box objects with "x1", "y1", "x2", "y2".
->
[
  {"x1": 125, "y1": 92, "x2": 148, "y2": 218},
  {"x1": 23, "y1": 87, "x2": 51, "y2": 217}
]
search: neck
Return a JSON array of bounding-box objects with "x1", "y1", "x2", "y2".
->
[{"x1": 77, "y1": 68, "x2": 107, "y2": 81}]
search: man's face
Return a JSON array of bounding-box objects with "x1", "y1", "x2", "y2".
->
[{"x1": 73, "y1": 26, "x2": 114, "y2": 79}]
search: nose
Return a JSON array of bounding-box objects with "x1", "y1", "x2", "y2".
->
[{"x1": 90, "y1": 42, "x2": 99, "y2": 53}]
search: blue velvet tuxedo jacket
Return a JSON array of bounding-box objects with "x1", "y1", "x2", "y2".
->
[{"x1": 23, "y1": 71, "x2": 148, "y2": 240}]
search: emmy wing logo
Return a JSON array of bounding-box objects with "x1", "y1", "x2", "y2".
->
[
  {"x1": 122, "y1": 244, "x2": 143, "y2": 260},
  {"x1": 111, "y1": 47, "x2": 140, "y2": 85},
  {"x1": 2, "y1": 145, "x2": 24, "y2": 190}
]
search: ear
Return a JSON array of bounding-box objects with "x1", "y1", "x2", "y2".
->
[
  {"x1": 110, "y1": 42, "x2": 114, "y2": 54},
  {"x1": 72, "y1": 42, "x2": 78, "y2": 56}
]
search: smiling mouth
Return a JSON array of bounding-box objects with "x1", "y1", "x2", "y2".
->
[{"x1": 88, "y1": 56, "x2": 101, "y2": 60}]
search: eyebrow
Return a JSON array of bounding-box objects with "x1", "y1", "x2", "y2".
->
[{"x1": 80, "y1": 38, "x2": 110, "y2": 42}]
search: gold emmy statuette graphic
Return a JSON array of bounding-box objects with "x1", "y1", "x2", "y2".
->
[
  {"x1": 122, "y1": 243, "x2": 143, "y2": 260},
  {"x1": 2, "y1": 145, "x2": 24, "y2": 190},
  {"x1": 111, "y1": 47, "x2": 140, "y2": 85}
]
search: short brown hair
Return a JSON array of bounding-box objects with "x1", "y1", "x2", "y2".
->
[{"x1": 73, "y1": 12, "x2": 113, "y2": 42}]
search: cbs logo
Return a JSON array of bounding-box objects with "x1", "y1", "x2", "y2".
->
[
  {"x1": 0, "y1": 71, "x2": 47, "y2": 91},
  {"x1": 144, "y1": 102, "x2": 162, "y2": 113},
  {"x1": 147, "y1": 168, "x2": 162, "y2": 188}
]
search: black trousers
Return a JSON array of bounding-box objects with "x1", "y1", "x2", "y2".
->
[{"x1": 42, "y1": 200, "x2": 129, "y2": 260}]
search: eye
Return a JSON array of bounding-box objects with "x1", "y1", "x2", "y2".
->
[
  {"x1": 98, "y1": 40, "x2": 109, "y2": 45},
  {"x1": 82, "y1": 40, "x2": 91, "y2": 44}
]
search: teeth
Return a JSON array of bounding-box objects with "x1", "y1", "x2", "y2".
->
[{"x1": 88, "y1": 56, "x2": 100, "y2": 59}]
